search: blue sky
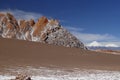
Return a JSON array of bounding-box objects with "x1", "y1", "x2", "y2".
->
[{"x1": 0, "y1": 0, "x2": 120, "y2": 46}]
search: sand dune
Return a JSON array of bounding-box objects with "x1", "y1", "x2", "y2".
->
[{"x1": 0, "y1": 38, "x2": 120, "y2": 71}]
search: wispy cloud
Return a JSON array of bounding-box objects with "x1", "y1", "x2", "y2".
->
[
  {"x1": 65, "y1": 26, "x2": 84, "y2": 32},
  {"x1": 72, "y1": 32, "x2": 116, "y2": 42},
  {"x1": 65, "y1": 26, "x2": 120, "y2": 46},
  {"x1": 0, "y1": 9, "x2": 42, "y2": 21}
]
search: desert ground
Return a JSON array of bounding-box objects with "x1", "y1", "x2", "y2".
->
[
  {"x1": 1, "y1": 38, "x2": 120, "y2": 80},
  {"x1": 0, "y1": 38, "x2": 120, "y2": 70}
]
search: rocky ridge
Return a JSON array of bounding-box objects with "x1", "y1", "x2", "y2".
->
[{"x1": 0, "y1": 12, "x2": 87, "y2": 49}]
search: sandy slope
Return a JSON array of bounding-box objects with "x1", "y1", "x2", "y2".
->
[{"x1": 0, "y1": 38, "x2": 120, "y2": 71}]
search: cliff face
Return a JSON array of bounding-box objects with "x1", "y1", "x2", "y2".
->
[{"x1": 0, "y1": 12, "x2": 87, "y2": 49}]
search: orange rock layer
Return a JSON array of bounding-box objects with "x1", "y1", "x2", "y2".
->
[
  {"x1": 0, "y1": 12, "x2": 87, "y2": 49},
  {"x1": 33, "y1": 16, "x2": 48, "y2": 36}
]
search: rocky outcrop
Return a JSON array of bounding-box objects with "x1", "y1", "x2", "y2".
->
[
  {"x1": 10, "y1": 74, "x2": 31, "y2": 80},
  {"x1": 0, "y1": 12, "x2": 87, "y2": 49}
]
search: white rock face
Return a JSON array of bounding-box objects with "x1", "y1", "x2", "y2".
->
[{"x1": 0, "y1": 12, "x2": 87, "y2": 49}]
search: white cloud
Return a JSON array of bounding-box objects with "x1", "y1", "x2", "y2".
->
[
  {"x1": 67, "y1": 27, "x2": 116, "y2": 42},
  {"x1": 65, "y1": 26, "x2": 120, "y2": 46},
  {"x1": 72, "y1": 32, "x2": 116, "y2": 42},
  {"x1": 0, "y1": 9, "x2": 42, "y2": 21},
  {"x1": 65, "y1": 26, "x2": 84, "y2": 32}
]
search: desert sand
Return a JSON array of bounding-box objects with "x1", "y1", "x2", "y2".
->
[{"x1": 0, "y1": 38, "x2": 120, "y2": 71}]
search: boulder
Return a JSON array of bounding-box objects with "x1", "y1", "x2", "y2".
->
[{"x1": 10, "y1": 74, "x2": 31, "y2": 80}]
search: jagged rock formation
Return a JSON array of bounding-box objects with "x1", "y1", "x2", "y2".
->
[{"x1": 0, "y1": 12, "x2": 87, "y2": 49}]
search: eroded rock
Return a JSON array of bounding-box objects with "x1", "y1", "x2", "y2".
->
[{"x1": 0, "y1": 12, "x2": 87, "y2": 49}]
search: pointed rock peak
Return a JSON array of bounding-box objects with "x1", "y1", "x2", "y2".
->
[
  {"x1": 49, "y1": 19, "x2": 59, "y2": 25},
  {"x1": 19, "y1": 20, "x2": 28, "y2": 28},
  {"x1": 35, "y1": 16, "x2": 48, "y2": 27},
  {"x1": 5, "y1": 13, "x2": 19, "y2": 28},
  {"x1": 0, "y1": 13, "x2": 5, "y2": 18},
  {"x1": 0, "y1": 13, "x2": 7, "y2": 24},
  {"x1": 29, "y1": 19, "x2": 35, "y2": 27},
  {"x1": 0, "y1": 13, "x2": 18, "y2": 30},
  {"x1": 19, "y1": 19, "x2": 25, "y2": 25},
  {"x1": 18, "y1": 19, "x2": 31, "y2": 34},
  {"x1": 33, "y1": 16, "x2": 48, "y2": 36},
  {"x1": 6, "y1": 13, "x2": 16, "y2": 21},
  {"x1": 38, "y1": 16, "x2": 48, "y2": 21}
]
